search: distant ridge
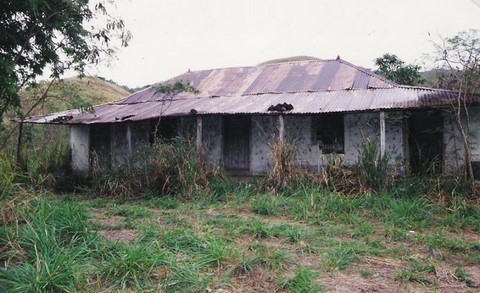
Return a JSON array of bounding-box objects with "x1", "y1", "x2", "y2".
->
[{"x1": 258, "y1": 55, "x2": 321, "y2": 65}]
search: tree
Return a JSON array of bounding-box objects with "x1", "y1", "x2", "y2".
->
[
  {"x1": 374, "y1": 53, "x2": 424, "y2": 86},
  {"x1": 0, "y1": 0, "x2": 131, "y2": 167},
  {"x1": 432, "y1": 29, "x2": 480, "y2": 185},
  {"x1": 0, "y1": 0, "x2": 131, "y2": 122}
]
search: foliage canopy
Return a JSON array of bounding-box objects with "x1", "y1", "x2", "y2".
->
[
  {"x1": 374, "y1": 53, "x2": 424, "y2": 86},
  {"x1": 0, "y1": 0, "x2": 131, "y2": 121},
  {"x1": 432, "y1": 29, "x2": 480, "y2": 93}
]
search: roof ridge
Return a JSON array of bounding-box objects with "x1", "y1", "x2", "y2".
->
[
  {"x1": 259, "y1": 59, "x2": 325, "y2": 66},
  {"x1": 336, "y1": 58, "x2": 397, "y2": 87}
]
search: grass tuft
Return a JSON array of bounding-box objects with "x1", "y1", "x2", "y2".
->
[{"x1": 278, "y1": 267, "x2": 324, "y2": 292}]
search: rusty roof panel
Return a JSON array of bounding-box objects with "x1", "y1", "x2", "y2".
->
[
  {"x1": 120, "y1": 58, "x2": 395, "y2": 105},
  {"x1": 22, "y1": 58, "x2": 480, "y2": 125},
  {"x1": 23, "y1": 87, "x2": 480, "y2": 125},
  {"x1": 329, "y1": 63, "x2": 356, "y2": 90},
  {"x1": 352, "y1": 70, "x2": 370, "y2": 89},
  {"x1": 243, "y1": 64, "x2": 291, "y2": 94},
  {"x1": 313, "y1": 60, "x2": 340, "y2": 91},
  {"x1": 121, "y1": 87, "x2": 157, "y2": 104}
]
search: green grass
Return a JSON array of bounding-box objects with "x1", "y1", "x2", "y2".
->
[
  {"x1": 322, "y1": 244, "x2": 358, "y2": 271},
  {"x1": 1, "y1": 180, "x2": 480, "y2": 292},
  {"x1": 100, "y1": 242, "x2": 171, "y2": 290},
  {"x1": 278, "y1": 268, "x2": 324, "y2": 292}
]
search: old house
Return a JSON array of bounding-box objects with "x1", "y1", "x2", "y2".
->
[{"x1": 24, "y1": 56, "x2": 480, "y2": 176}]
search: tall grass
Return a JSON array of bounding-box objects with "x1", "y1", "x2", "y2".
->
[
  {"x1": 90, "y1": 138, "x2": 220, "y2": 198},
  {"x1": 0, "y1": 154, "x2": 22, "y2": 200},
  {"x1": 0, "y1": 197, "x2": 97, "y2": 292},
  {"x1": 262, "y1": 138, "x2": 314, "y2": 194},
  {"x1": 355, "y1": 139, "x2": 390, "y2": 194}
]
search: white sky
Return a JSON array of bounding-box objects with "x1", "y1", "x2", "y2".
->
[{"x1": 87, "y1": 0, "x2": 480, "y2": 88}]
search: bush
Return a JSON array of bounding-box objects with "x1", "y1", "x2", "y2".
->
[
  {"x1": 90, "y1": 138, "x2": 220, "y2": 198},
  {"x1": 261, "y1": 138, "x2": 315, "y2": 194},
  {"x1": 355, "y1": 139, "x2": 390, "y2": 194}
]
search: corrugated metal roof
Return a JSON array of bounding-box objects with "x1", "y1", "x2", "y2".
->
[{"x1": 22, "y1": 57, "x2": 480, "y2": 125}]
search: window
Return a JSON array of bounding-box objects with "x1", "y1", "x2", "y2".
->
[{"x1": 313, "y1": 114, "x2": 344, "y2": 154}]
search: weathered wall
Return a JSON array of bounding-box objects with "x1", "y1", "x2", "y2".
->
[
  {"x1": 248, "y1": 112, "x2": 405, "y2": 174},
  {"x1": 76, "y1": 111, "x2": 411, "y2": 175},
  {"x1": 108, "y1": 121, "x2": 151, "y2": 168},
  {"x1": 284, "y1": 115, "x2": 322, "y2": 171},
  {"x1": 384, "y1": 111, "x2": 406, "y2": 172},
  {"x1": 129, "y1": 121, "x2": 150, "y2": 159},
  {"x1": 202, "y1": 116, "x2": 222, "y2": 166},
  {"x1": 70, "y1": 125, "x2": 90, "y2": 174},
  {"x1": 469, "y1": 106, "x2": 480, "y2": 162},
  {"x1": 343, "y1": 112, "x2": 380, "y2": 165},
  {"x1": 250, "y1": 115, "x2": 278, "y2": 174},
  {"x1": 111, "y1": 123, "x2": 129, "y2": 167}
]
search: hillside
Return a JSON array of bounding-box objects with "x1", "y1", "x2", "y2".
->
[{"x1": 19, "y1": 76, "x2": 131, "y2": 116}]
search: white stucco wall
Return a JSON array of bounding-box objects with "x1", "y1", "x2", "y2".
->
[
  {"x1": 284, "y1": 115, "x2": 322, "y2": 171},
  {"x1": 249, "y1": 112, "x2": 405, "y2": 174},
  {"x1": 251, "y1": 115, "x2": 278, "y2": 174},
  {"x1": 72, "y1": 111, "x2": 412, "y2": 175},
  {"x1": 344, "y1": 112, "x2": 380, "y2": 165},
  {"x1": 70, "y1": 125, "x2": 90, "y2": 174},
  {"x1": 384, "y1": 111, "x2": 406, "y2": 172}
]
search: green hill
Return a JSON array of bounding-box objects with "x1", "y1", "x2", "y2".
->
[{"x1": 19, "y1": 76, "x2": 131, "y2": 116}]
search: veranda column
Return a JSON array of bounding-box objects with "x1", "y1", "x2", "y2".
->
[
  {"x1": 380, "y1": 111, "x2": 386, "y2": 156},
  {"x1": 279, "y1": 114, "x2": 285, "y2": 143},
  {"x1": 196, "y1": 116, "x2": 203, "y2": 150}
]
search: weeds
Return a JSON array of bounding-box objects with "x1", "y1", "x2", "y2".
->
[
  {"x1": 262, "y1": 138, "x2": 313, "y2": 194},
  {"x1": 278, "y1": 267, "x2": 324, "y2": 292},
  {"x1": 323, "y1": 244, "x2": 358, "y2": 270},
  {"x1": 90, "y1": 138, "x2": 220, "y2": 198},
  {"x1": 100, "y1": 242, "x2": 170, "y2": 290},
  {"x1": 355, "y1": 139, "x2": 390, "y2": 194},
  {"x1": 0, "y1": 197, "x2": 97, "y2": 292}
]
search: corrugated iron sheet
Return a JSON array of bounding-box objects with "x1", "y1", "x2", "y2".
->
[
  {"x1": 21, "y1": 58, "x2": 480, "y2": 125},
  {"x1": 119, "y1": 58, "x2": 394, "y2": 104},
  {"x1": 23, "y1": 87, "x2": 480, "y2": 124}
]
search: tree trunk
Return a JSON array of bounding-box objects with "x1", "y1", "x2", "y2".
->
[{"x1": 453, "y1": 108, "x2": 474, "y2": 194}]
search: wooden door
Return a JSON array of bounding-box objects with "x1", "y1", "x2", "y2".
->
[{"x1": 223, "y1": 116, "x2": 251, "y2": 170}]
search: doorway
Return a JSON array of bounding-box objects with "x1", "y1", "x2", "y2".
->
[
  {"x1": 223, "y1": 116, "x2": 251, "y2": 171},
  {"x1": 407, "y1": 110, "x2": 444, "y2": 174}
]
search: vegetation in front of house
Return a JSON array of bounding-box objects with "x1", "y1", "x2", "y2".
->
[{"x1": 1, "y1": 135, "x2": 480, "y2": 292}]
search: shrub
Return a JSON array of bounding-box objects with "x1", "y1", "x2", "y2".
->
[
  {"x1": 90, "y1": 138, "x2": 220, "y2": 198},
  {"x1": 262, "y1": 138, "x2": 314, "y2": 194},
  {"x1": 355, "y1": 139, "x2": 390, "y2": 194}
]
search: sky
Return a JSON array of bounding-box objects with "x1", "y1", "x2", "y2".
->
[{"x1": 86, "y1": 0, "x2": 480, "y2": 88}]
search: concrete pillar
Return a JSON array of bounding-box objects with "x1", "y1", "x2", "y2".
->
[
  {"x1": 196, "y1": 116, "x2": 203, "y2": 150},
  {"x1": 278, "y1": 114, "x2": 285, "y2": 142},
  {"x1": 70, "y1": 125, "x2": 90, "y2": 175},
  {"x1": 380, "y1": 111, "x2": 386, "y2": 156},
  {"x1": 127, "y1": 123, "x2": 132, "y2": 156}
]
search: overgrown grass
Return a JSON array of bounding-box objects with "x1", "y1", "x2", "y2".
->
[
  {"x1": 278, "y1": 268, "x2": 324, "y2": 292},
  {"x1": 2, "y1": 129, "x2": 480, "y2": 291},
  {"x1": 89, "y1": 138, "x2": 220, "y2": 198}
]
